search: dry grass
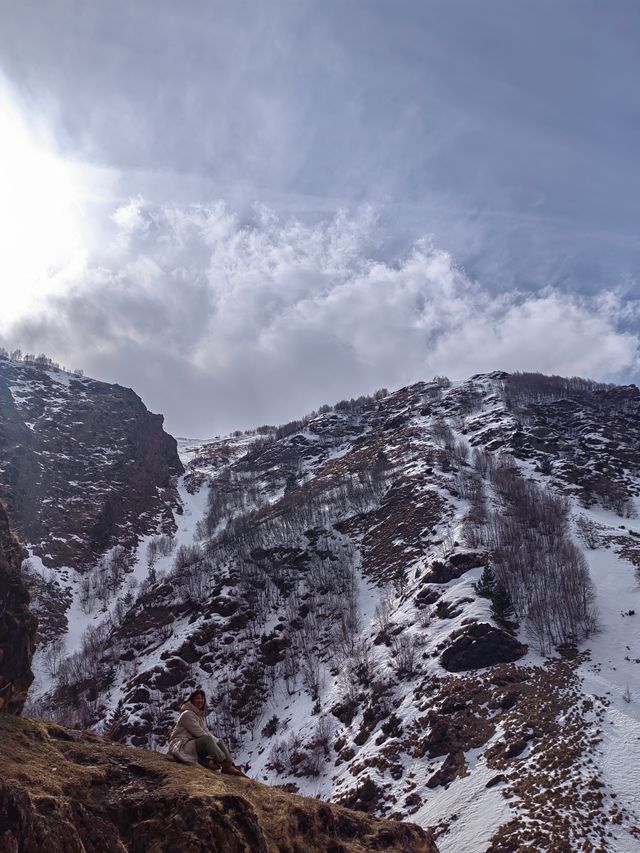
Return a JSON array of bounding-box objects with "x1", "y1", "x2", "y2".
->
[
  {"x1": 344, "y1": 656, "x2": 638, "y2": 851},
  {"x1": 0, "y1": 714, "x2": 437, "y2": 852}
]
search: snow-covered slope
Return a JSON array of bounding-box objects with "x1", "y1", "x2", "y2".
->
[{"x1": 7, "y1": 369, "x2": 640, "y2": 851}]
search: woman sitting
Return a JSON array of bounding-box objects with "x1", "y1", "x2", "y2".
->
[{"x1": 168, "y1": 688, "x2": 243, "y2": 776}]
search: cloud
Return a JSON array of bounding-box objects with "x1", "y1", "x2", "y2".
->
[
  {"x1": 1, "y1": 1, "x2": 638, "y2": 298},
  {"x1": 6, "y1": 199, "x2": 639, "y2": 437}
]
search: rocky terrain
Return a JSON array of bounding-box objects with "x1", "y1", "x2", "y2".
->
[
  {"x1": 0, "y1": 502, "x2": 36, "y2": 714},
  {"x1": 0, "y1": 714, "x2": 436, "y2": 852},
  {"x1": 0, "y1": 355, "x2": 183, "y2": 570},
  {"x1": 3, "y1": 365, "x2": 640, "y2": 851},
  {"x1": 0, "y1": 354, "x2": 183, "y2": 642}
]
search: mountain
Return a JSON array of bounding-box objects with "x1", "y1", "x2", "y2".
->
[
  {"x1": 0, "y1": 354, "x2": 183, "y2": 643},
  {"x1": 0, "y1": 355, "x2": 182, "y2": 569},
  {"x1": 2, "y1": 360, "x2": 640, "y2": 851}
]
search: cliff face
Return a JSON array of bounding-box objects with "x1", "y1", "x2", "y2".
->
[
  {"x1": 0, "y1": 715, "x2": 437, "y2": 853},
  {"x1": 0, "y1": 357, "x2": 183, "y2": 569},
  {"x1": 0, "y1": 503, "x2": 36, "y2": 715}
]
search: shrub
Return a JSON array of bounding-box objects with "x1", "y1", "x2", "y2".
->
[{"x1": 261, "y1": 715, "x2": 280, "y2": 738}]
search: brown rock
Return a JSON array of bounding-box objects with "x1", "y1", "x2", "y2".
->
[
  {"x1": 426, "y1": 751, "x2": 466, "y2": 788},
  {"x1": 0, "y1": 503, "x2": 36, "y2": 715},
  {"x1": 440, "y1": 623, "x2": 527, "y2": 672},
  {"x1": 426, "y1": 552, "x2": 485, "y2": 583}
]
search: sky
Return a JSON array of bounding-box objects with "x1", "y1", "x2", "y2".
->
[{"x1": 0, "y1": 0, "x2": 639, "y2": 436}]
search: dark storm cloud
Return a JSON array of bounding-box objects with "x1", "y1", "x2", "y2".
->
[{"x1": 2, "y1": 0, "x2": 639, "y2": 287}]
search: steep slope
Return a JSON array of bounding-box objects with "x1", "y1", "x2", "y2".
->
[
  {"x1": 0, "y1": 354, "x2": 184, "y2": 643},
  {"x1": 0, "y1": 355, "x2": 183, "y2": 570},
  {"x1": 0, "y1": 714, "x2": 437, "y2": 852},
  {"x1": 14, "y1": 370, "x2": 640, "y2": 850}
]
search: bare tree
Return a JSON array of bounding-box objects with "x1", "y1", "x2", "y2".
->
[
  {"x1": 486, "y1": 461, "x2": 599, "y2": 653},
  {"x1": 575, "y1": 516, "x2": 601, "y2": 550},
  {"x1": 42, "y1": 636, "x2": 66, "y2": 678},
  {"x1": 391, "y1": 633, "x2": 420, "y2": 677}
]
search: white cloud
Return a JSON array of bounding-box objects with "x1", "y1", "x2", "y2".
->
[{"x1": 6, "y1": 199, "x2": 639, "y2": 437}]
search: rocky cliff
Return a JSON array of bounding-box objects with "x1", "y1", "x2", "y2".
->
[
  {"x1": 0, "y1": 714, "x2": 437, "y2": 852},
  {"x1": 0, "y1": 356, "x2": 183, "y2": 571},
  {"x1": 0, "y1": 502, "x2": 36, "y2": 714}
]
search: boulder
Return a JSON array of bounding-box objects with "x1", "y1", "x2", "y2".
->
[
  {"x1": 440, "y1": 622, "x2": 527, "y2": 672},
  {"x1": 426, "y1": 751, "x2": 466, "y2": 788},
  {"x1": 426, "y1": 552, "x2": 485, "y2": 583}
]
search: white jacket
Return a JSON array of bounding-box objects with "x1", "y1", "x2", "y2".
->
[{"x1": 168, "y1": 701, "x2": 211, "y2": 764}]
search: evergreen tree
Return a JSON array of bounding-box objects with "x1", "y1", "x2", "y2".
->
[
  {"x1": 538, "y1": 456, "x2": 554, "y2": 475},
  {"x1": 372, "y1": 448, "x2": 390, "y2": 484},
  {"x1": 491, "y1": 582, "x2": 515, "y2": 622},
  {"x1": 106, "y1": 699, "x2": 126, "y2": 739},
  {"x1": 284, "y1": 472, "x2": 298, "y2": 493},
  {"x1": 261, "y1": 714, "x2": 280, "y2": 738},
  {"x1": 393, "y1": 565, "x2": 408, "y2": 596},
  {"x1": 474, "y1": 562, "x2": 496, "y2": 598}
]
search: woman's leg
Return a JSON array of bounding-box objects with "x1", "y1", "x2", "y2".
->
[
  {"x1": 217, "y1": 740, "x2": 244, "y2": 775},
  {"x1": 194, "y1": 735, "x2": 226, "y2": 763},
  {"x1": 216, "y1": 739, "x2": 233, "y2": 764}
]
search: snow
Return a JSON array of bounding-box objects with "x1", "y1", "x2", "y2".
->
[
  {"x1": 578, "y1": 539, "x2": 640, "y2": 852},
  {"x1": 65, "y1": 578, "x2": 104, "y2": 651},
  {"x1": 44, "y1": 368, "x2": 74, "y2": 387},
  {"x1": 15, "y1": 371, "x2": 640, "y2": 848},
  {"x1": 416, "y1": 730, "x2": 514, "y2": 853},
  {"x1": 127, "y1": 474, "x2": 211, "y2": 588}
]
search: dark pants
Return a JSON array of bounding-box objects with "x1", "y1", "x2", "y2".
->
[{"x1": 195, "y1": 735, "x2": 232, "y2": 764}]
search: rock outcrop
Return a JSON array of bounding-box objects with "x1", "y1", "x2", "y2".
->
[
  {"x1": 0, "y1": 715, "x2": 438, "y2": 852},
  {"x1": 0, "y1": 358, "x2": 183, "y2": 569},
  {"x1": 440, "y1": 623, "x2": 528, "y2": 672},
  {"x1": 0, "y1": 503, "x2": 36, "y2": 714}
]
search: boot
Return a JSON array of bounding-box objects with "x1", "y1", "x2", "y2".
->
[
  {"x1": 201, "y1": 756, "x2": 221, "y2": 772},
  {"x1": 221, "y1": 759, "x2": 244, "y2": 777}
]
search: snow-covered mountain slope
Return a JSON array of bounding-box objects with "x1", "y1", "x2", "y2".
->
[
  {"x1": 0, "y1": 354, "x2": 183, "y2": 642},
  {"x1": 7, "y1": 369, "x2": 640, "y2": 851}
]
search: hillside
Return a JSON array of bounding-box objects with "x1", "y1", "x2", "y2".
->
[
  {"x1": 0, "y1": 714, "x2": 436, "y2": 852},
  {"x1": 0, "y1": 355, "x2": 183, "y2": 643},
  {"x1": 3, "y1": 367, "x2": 640, "y2": 850}
]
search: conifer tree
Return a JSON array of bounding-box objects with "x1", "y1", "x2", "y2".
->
[
  {"x1": 284, "y1": 472, "x2": 298, "y2": 493},
  {"x1": 106, "y1": 699, "x2": 126, "y2": 739},
  {"x1": 491, "y1": 582, "x2": 515, "y2": 622},
  {"x1": 474, "y1": 562, "x2": 496, "y2": 598}
]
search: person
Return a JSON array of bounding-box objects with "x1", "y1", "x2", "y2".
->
[{"x1": 168, "y1": 688, "x2": 243, "y2": 776}]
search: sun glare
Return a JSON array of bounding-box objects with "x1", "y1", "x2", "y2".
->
[{"x1": 0, "y1": 80, "x2": 90, "y2": 329}]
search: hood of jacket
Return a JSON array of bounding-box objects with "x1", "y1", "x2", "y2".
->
[{"x1": 180, "y1": 700, "x2": 204, "y2": 717}]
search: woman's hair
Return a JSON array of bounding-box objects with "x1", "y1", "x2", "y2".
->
[{"x1": 186, "y1": 688, "x2": 206, "y2": 709}]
